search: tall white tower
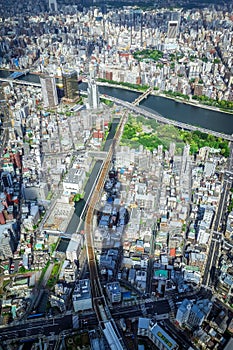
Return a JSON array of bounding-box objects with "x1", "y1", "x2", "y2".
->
[
  {"x1": 87, "y1": 79, "x2": 100, "y2": 110},
  {"x1": 48, "y1": 0, "x2": 57, "y2": 12}
]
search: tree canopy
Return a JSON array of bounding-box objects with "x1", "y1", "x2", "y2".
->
[{"x1": 121, "y1": 115, "x2": 230, "y2": 156}]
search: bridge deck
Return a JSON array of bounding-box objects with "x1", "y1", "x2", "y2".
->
[
  {"x1": 132, "y1": 87, "x2": 153, "y2": 105},
  {"x1": 99, "y1": 94, "x2": 233, "y2": 142}
]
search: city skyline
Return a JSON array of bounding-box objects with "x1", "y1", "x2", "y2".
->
[{"x1": 0, "y1": 1, "x2": 233, "y2": 350}]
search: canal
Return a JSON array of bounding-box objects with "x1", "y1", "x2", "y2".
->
[{"x1": 65, "y1": 118, "x2": 119, "y2": 235}]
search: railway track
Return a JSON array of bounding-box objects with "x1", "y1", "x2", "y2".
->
[{"x1": 84, "y1": 112, "x2": 128, "y2": 321}]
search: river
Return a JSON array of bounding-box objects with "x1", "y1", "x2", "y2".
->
[
  {"x1": 1, "y1": 70, "x2": 233, "y2": 135},
  {"x1": 91, "y1": 84, "x2": 233, "y2": 135}
]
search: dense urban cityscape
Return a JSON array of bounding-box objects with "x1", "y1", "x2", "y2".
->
[{"x1": 0, "y1": 1, "x2": 233, "y2": 350}]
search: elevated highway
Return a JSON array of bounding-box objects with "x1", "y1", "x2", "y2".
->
[
  {"x1": 88, "y1": 150, "x2": 108, "y2": 160},
  {"x1": 202, "y1": 142, "x2": 233, "y2": 289},
  {"x1": 98, "y1": 94, "x2": 233, "y2": 141}
]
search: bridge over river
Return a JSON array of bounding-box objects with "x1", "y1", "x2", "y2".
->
[
  {"x1": 1, "y1": 74, "x2": 232, "y2": 141},
  {"x1": 0, "y1": 77, "x2": 41, "y2": 87},
  {"x1": 99, "y1": 93, "x2": 233, "y2": 142},
  {"x1": 132, "y1": 86, "x2": 153, "y2": 105}
]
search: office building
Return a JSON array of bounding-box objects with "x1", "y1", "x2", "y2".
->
[
  {"x1": 63, "y1": 168, "x2": 86, "y2": 195},
  {"x1": 0, "y1": 232, "x2": 14, "y2": 259},
  {"x1": 149, "y1": 323, "x2": 178, "y2": 350},
  {"x1": 137, "y1": 318, "x2": 178, "y2": 350},
  {"x1": 87, "y1": 78, "x2": 100, "y2": 109},
  {"x1": 1, "y1": 172, "x2": 13, "y2": 189},
  {"x1": 187, "y1": 300, "x2": 212, "y2": 330},
  {"x1": 66, "y1": 234, "x2": 84, "y2": 262},
  {"x1": 187, "y1": 304, "x2": 205, "y2": 330},
  {"x1": 167, "y1": 21, "x2": 179, "y2": 40},
  {"x1": 40, "y1": 75, "x2": 58, "y2": 108},
  {"x1": 62, "y1": 70, "x2": 79, "y2": 102},
  {"x1": 176, "y1": 299, "x2": 192, "y2": 326},
  {"x1": 0, "y1": 223, "x2": 17, "y2": 259},
  {"x1": 180, "y1": 144, "x2": 190, "y2": 183}
]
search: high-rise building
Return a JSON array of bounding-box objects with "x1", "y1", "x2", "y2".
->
[
  {"x1": 40, "y1": 75, "x2": 58, "y2": 108},
  {"x1": 87, "y1": 78, "x2": 100, "y2": 109},
  {"x1": 180, "y1": 144, "x2": 190, "y2": 178},
  {"x1": 137, "y1": 319, "x2": 178, "y2": 350},
  {"x1": 62, "y1": 70, "x2": 79, "y2": 102},
  {"x1": 0, "y1": 224, "x2": 17, "y2": 259},
  {"x1": 48, "y1": 0, "x2": 57, "y2": 12},
  {"x1": 167, "y1": 21, "x2": 179, "y2": 40},
  {"x1": 1, "y1": 172, "x2": 13, "y2": 189},
  {"x1": 176, "y1": 299, "x2": 192, "y2": 326}
]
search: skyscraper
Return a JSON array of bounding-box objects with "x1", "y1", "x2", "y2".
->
[
  {"x1": 167, "y1": 21, "x2": 179, "y2": 40},
  {"x1": 40, "y1": 75, "x2": 58, "y2": 108},
  {"x1": 62, "y1": 70, "x2": 79, "y2": 102},
  {"x1": 48, "y1": 0, "x2": 57, "y2": 12},
  {"x1": 87, "y1": 78, "x2": 100, "y2": 109}
]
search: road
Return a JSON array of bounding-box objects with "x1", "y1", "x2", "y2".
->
[
  {"x1": 202, "y1": 142, "x2": 233, "y2": 288},
  {"x1": 2, "y1": 96, "x2": 232, "y2": 347},
  {"x1": 0, "y1": 314, "x2": 73, "y2": 343},
  {"x1": 0, "y1": 298, "x2": 171, "y2": 342},
  {"x1": 0, "y1": 118, "x2": 122, "y2": 347},
  {"x1": 73, "y1": 111, "x2": 127, "y2": 350},
  {"x1": 162, "y1": 319, "x2": 198, "y2": 350},
  {"x1": 112, "y1": 299, "x2": 171, "y2": 318},
  {"x1": 96, "y1": 93, "x2": 233, "y2": 141}
]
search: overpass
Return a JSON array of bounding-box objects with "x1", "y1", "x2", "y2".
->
[
  {"x1": 0, "y1": 76, "x2": 232, "y2": 141},
  {"x1": 132, "y1": 86, "x2": 153, "y2": 105}
]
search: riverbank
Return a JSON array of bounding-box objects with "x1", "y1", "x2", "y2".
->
[
  {"x1": 0, "y1": 68, "x2": 232, "y2": 134},
  {"x1": 95, "y1": 80, "x2": 233, "y2": 116},
  {"x1": 1, "y1": 68, "x2": 232, "y2": 116},
  {"x1": 154, "y1": 91, "x2": 233, "y2": 116}
]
